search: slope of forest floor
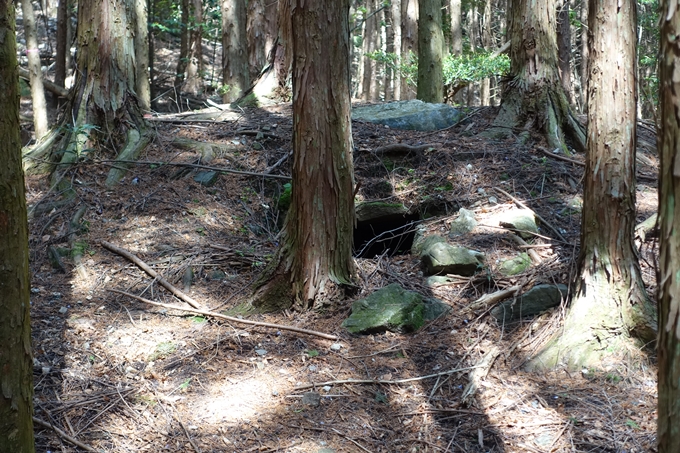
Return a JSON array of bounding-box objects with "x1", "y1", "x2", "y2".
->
[{"x1": 23, "y1": 103, "x2": 660, "y2": 453}]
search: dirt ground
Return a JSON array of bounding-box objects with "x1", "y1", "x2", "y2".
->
[{"x1": 20, "y1": 98, "x2": 660, "y2": 453}]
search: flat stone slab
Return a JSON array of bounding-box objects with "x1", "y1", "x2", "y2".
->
[
  {"x1": 491, "y1": 284, "x2": 568, "y2": 323},
  {"x1": 341, "y1": 283, "x2": 449, "y2": 334},
  {"x1": 352, "y1": 100, "x2": 464, "y2": 131},
  {"x1": 421, "y1": 241, "x2": 484, "y2": 276}
]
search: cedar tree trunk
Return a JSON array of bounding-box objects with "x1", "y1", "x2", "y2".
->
[
  {"x1": 24, "y1": 0, "x2": 152, "y2": 189},
  {"x1": 488, "y1": 0, "x2": 585, "y2": 152},
  {"x1": 251, "y1": 0, "x2": 355, "y2": 311},
  {"x1": 657, "y1": 1, "x2": 680, "y2": 450},
  {"x1": 417, "y1": 0, "x2": 444, "y2": 103},
  {"x1": 21, "y1": 0, "x2": 49, "y2": 140},
  {"x1": 528, "y1": 0, "x2": 656, "y2": 371},
  {"x1": 222, "y1": 0, "x2": 249, "y2": 102},
  {"x1": 0, "y1": 3, "x2": 36, "y2": 451}
]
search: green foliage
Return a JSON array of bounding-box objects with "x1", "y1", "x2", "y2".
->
[
  {"x1": 278, "y1": 182, "x2": 292, "y2": 211},
  {"x1": 367, "y1": 50, "x2": 509, "y2": 93},
  {"x1": 306, "y1": 349, "x2": 319, "y2": 358}
]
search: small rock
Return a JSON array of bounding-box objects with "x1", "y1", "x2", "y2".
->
[
  {"x1": 59, "y1": 306, "x2": 68, "y2": 314},
  {"x1": 42, "y1": 366, "x2": 51, "y2": 375},
  {"x1": 31, "y1": 287, "x2": 40, "y2": 294},
  {"x1": 322, "y1": 385, "x2": 332, "y2": 392},
  {"x1": 302, "y1": 392, "x2": 321, "y2": 406},
  {"x1": 255, "y1": 349, "x2": 267, "y2": 356},
  {"x1": 330, "y1": 343, "x2": 342, "y2": 351}
]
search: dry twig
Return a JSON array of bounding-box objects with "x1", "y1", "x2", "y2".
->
[
  {"x1": 33, "y1": 416, "x2": 98, "y2": 452},
  {"x1": 108, "y1": 288, "x2": 339, "y2": 340},
  {"x1": 101, "y1": 240, "x2": 203, "y2": 308}
]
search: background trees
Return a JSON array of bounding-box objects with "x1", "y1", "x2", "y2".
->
[{"x1": 0, "y1": 2, "x2": 35, "y2": 451}]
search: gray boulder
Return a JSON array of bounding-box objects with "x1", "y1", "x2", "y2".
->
[
  {"x1": 491, "y1": 284, "x2": 568, "y2": 323},
  {"x1": 449, "y1": 208, "x2": 478, "y2": 236},
  {"x1": 421, "y1": 241, "x2": 484, "y2": 276},
  {"x1": 341, "y1": 283, "x2": 449, "y2": 334},
  {"x1": 352, "y1": 100, "x2": 464, "y2": 131},
  {"x1": 498, "y1": 208, "x2": 539, "y2": 239}
]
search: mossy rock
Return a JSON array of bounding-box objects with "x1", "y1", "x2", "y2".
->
[
  {"x1": 421, "y1": 241, "x2": 484, "y2": 276},
  {"x1": 355, "y1": 201, "x2": 409, "y2": 222},
  {"x1": 341, "y1": 283, "x2": 449, "y2": 334},
  {"x1": 499, "y1": 253, "x2": 531, "y2": 276}
]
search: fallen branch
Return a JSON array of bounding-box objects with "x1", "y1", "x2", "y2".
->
[
  {"x1": 464, "y1": 285, "x2": 521, "y2": 313},
  {"x1": 461, "y1": 346, "x2": 501, "y2": 405},
  {"x1": 19, "y1": 67, "x2": 69, "y2": 98},
  {"x1": 536, "y1": 146, "x2": 584, "y2": 167},
  {"x1": 493, "y1": 187, "x2": 568, "y2": 243},
  {"x1": 100, "y1": 241, "x2": 202, "y2": 309},
  {"x1": 507, "y1": 233, "x2": 542, "y2": 264},
  {"x1": 371, "y1": 143, "x2": 439, "y2": 155},
  {"x1": 96, "y1": 159, "x2": 291, "y2": 181},
  {"x1": 108, "y1": 288, "x2": 339, "y2": 340},
  {"x1": 635, "y1": 212, "x2": 657, "y2": 242},
  {"x1": 33, "y1": 416, "x2": 97, "y2": 452},
  {"x1": 293, "y1": 365, "x2": 480, "y2": 391}
]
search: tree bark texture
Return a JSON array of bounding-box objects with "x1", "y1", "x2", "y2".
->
[
  {"x1": 389, "y1": 0, "x2": 402, "y2": 100},
  {"x1": 657, "y1": 1, "x2": 680, "y2": 449},
  {"x1": 175, "y1": 0, "x2": 190, "y2": 88},
  {"x1": 489, "y1": 0, "x2": 585, "y2": 152},
  {"x1": 183, "y1": 0, "x2": 203, "y2": 95},
  {"x1": 252, "y1": 0, "x2": 355, "y2": 311},
  {"x1": 417, "y1": 0, "x2": 444, "y2": 103},
  {"x1": 134, "y1": 0, "x2": 151, "y2": 110},
  {"x1": 529, "y1": 0, "x2": 656, "y2": 371},
  {"x1": 401, "y1": 0, "x2": 417, "y2": 99},
  {"x1": 27, "y1": 0, "x2": 152, "y2": 188},
  {"x1": 222, "y1": 0, "x2": 249, "y2": 102},
  {"x1": 449, "y1": 0, "x2": 462, "y2": 55},
  {"x1": 361, "y1": 0, "x2": 379, "y2": 101},
  {"x1": 55, "y1": 0, "x2": 68, "y2": 88},
  {"x1": 0, "y1": 3, "x2": 36, "y2": 450},
  {"x1": 21, "y1": 0, "x2": 49, "y2": 140},
  {"x1": 556, "y1": 0, "x2": 571, "y2": 103}
]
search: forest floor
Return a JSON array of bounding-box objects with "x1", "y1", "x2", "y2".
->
[{"x1": 21, "y1": 99, "x2": 661, "y2": 453}]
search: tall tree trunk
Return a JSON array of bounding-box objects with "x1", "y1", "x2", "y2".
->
[
  {"x1": 390, "y1": 0, "x2": 402, "y2": 100},
  {"x1": 55, "y1": 0, "x2": 67, "y2": 89},
  {"x1": 657, "y1": 1, "x2": 680, "y2": 450},
  {"x1": 579, "y1": 0, "x2": 588, "y2": 112},
  {"x1": 247, "y1": 0, "x2": 277, "y2": 82},
  {"x1": 401, "y1": 0, "x2": 417, "y2": 99},
  {"x1": 528, "y1": 0, "x2": 656, "y2": 371},
  {"x1": 251, "y1": 0, "x2": 355, "y2": 311},
  {"x1": 0, "y1": 3, "x2": 35, "y2": 451},
  {"x1": 183, "y1": 0, "x2": 203, "y2": 95},
  {"x1": 222, "y1": 0, "x2": 249, "y2": 102},
  {"x1": 417, "y1": 0, "x2": 444, "y2": 103},
  {"x1": 361, "y1": 0, "x2": 379, "y2": 101},
  {"x1": 449, "y1": 0, "x2": 462, "y2": 55},
  {"x1": 480, "y1": 0, "x2": 493, "y2": 105},
  {"x1": 176, "y1": 0, "x2": 190, "y2": 89},
  {"x1": 21, "y1": 0, "x2": 49, "y2": 140},
  {"x1": 135, "y1": 0, "x2": 151, "y2": 110},
  {"x1": 487, "y1": 0, "x2": 585, "y2": 152},
  {"x1": 24, "y1": 0, "x2": 153, "y2": 189},
  {"x1": 384, "y1": 1, "x2": 395, "y2": 101},
  {"x1": 556, "y1": 0, "x2": 571, "y2": 103}
]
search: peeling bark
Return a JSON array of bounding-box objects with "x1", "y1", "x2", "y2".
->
[
  {"x1": 251, "y1": 0, "x2": 355, "y2": 311},
  {"x1": 657, "y1": 0, "x2": 680, "y2": 449},
  {"x1": 488, "y1": 0, "x2": 585, "y2": 152},
  {"x1": 0, "y1": 4, "x2": 36, "y2": 450},
  {"x1": 528, "y1": 0, "x2": 655, "y2": 371}
]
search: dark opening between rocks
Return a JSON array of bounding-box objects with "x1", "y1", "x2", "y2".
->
[{"x1": 353, "y1": 213, "x2": 420, "y2": 258}]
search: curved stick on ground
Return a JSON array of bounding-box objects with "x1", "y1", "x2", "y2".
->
[
  {"x1": 100, "y1": 241, "x2": 202, "y2": 309},
  {"x1": 33, "y1": 417, "x2": 97, "y2": 452},
  {"x1": 108, "y1": 288, "x2": 339, "y2": 341}
]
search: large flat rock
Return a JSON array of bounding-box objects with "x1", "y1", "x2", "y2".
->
[{"x1": 352, "y1": 100, "x2": 464, "y2": 131}]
